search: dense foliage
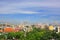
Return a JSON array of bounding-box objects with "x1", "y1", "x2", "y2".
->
[{"x1": 0, "y1": 27, "x2": 60, "y2": 40}]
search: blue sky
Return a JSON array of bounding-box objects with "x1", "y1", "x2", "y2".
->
[{"x1": 0, "y1": 0, "x2": 60, "y2": 24}]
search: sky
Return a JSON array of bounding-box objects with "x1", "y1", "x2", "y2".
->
[{"x1": 0, "y1": 0, "x2": 60, "y2": 24}]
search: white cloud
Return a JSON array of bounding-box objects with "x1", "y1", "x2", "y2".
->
[{"x1": 0, "y1": 1, "x2": 60, "y2": 14}]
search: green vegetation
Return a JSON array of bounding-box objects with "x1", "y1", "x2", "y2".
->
[{"x1": 0, "y1": 27, "x2": 60, "y2": 40}]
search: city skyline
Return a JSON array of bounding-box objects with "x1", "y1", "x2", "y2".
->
[{"x1": 0, "y1": 0, "x2": 60, "y2": 24}]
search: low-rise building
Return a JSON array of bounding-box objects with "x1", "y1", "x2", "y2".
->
[
  {"x1": 57, "y1": 26, "x2": 60, "y2": 33},
  {"x1": 49, "y1": 25, "x2": 54, "y2": 31},
  {"x1": 4, "y1": 27, "x2": 14, "y2": 33}
]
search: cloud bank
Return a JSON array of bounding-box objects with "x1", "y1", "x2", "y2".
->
[{"x1": 0, "y1": 0, "x2": 60, "y2": 14}]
